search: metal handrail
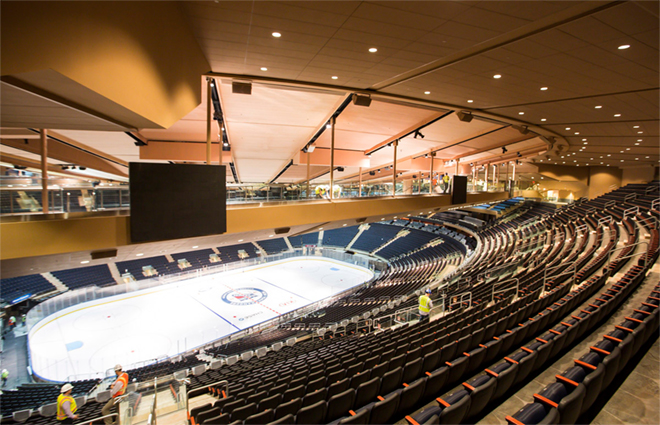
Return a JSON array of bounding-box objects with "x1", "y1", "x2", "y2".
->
[
  {"x1": 186, "y1": 380, "x2": 228, "y2": 415},
  {"x1": 605, "y1": 241, "x2": 650, "y2": 276},
  {"x1": 543, "y1": 259, "x2": 579, "y2": 288},
  {"x1": 624, "y1": 192, "x2": 637, "y2": 202},
  {"x1": 652, "y1": 198, "x2": 659, "y2": 211},
  {"x1": 623, "y1": 206, "x2": 640, "y2": 220},
  {"x1": 598, "y1": 215, "x2": 613, "y2": 228},
  {"x1": 478, "y1": 260, "x2": 519, "y2": 282},
  {"x1": 448, "y1": 291, "x2": 471, "y2": 311},
  {"x1": 604, "y1": 200, "x2": 616, "y2": 208},
  {"x1": 491, "y1": 278, "x2": 519, "y2": 303}
]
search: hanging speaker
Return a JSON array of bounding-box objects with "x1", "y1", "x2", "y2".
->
[
  {"x1": 232, "y1": 81, "x2": 252, "y2": 95},
  {"x1": 456, "y1": 111, "x2": 473, "y2": 122},
  {"x1": 352, "y1": 94, "x2": 372, "y2": 107}
]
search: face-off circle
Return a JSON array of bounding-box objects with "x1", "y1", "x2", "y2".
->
[{"x1": 221, "y1": 288, "x2": 268, "y2": 306}]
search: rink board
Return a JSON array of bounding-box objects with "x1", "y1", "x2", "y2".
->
[{"x1": 28, "y1": 257, "x2": 373, "y2": 382}]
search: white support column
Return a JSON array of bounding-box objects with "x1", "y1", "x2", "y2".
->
[{"x1": 329, "y1": 116, "x2": 336, "y2": 200}]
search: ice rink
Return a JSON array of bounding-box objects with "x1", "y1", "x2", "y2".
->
[{"x1": 28, "y1": 257, "x2": 373, "y2": 382}]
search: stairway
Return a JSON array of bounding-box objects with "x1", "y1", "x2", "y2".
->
[{"x1": 41, "y1": 272, "x2": 68, "y2": 292}]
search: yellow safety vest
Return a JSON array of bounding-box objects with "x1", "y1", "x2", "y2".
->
[
  {"x1": 113, "y1": 372, "x2": 129, "y2": 397},
  {"x1": 57, "y1": 394, "x2": 77, "y2": 421},
  {"x1": 419, "y1": 295, "x2": 431, "y2": 313}
]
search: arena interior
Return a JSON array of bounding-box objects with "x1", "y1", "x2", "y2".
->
[{"x1": 0, "y1": 2, "x2": 659, "y2": 425}]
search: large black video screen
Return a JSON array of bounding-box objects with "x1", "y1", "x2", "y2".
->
[
  {"x1": 129, "y1": 163, "x2": 226, "y2": 243},
  {"x1": 452, "y1": 175, "x2": 468, "y2": 204}
]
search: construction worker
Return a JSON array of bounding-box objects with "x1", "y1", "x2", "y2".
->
[
  {"x1": 1, "y1": 369, "x2": 8, "y2": 387},
  {"x1": 442, "y1": 173, "x2": 451, "y2": 193},
  {"x1": 57, "y1": 383, "x2": 78, "y2": 423},
  {"x1": 418, "y1": 289, "x2": 433, "y2": 322},
  {"x1": 102, "y1": 364, "x2": 129, "y2": 425}
]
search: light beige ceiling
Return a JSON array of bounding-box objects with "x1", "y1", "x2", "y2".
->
[{"x1": 1, "y1": 1, "x2": 658, "y2": 182}]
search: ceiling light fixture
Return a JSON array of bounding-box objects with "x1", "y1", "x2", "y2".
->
[
  {"x1": 467, "y1": 99, "x2": 473, "y2": 103},
  {"x1": 260, "y1": 67, "x2": 268, "y2": 71},
  {"x1": 518, "y1": 112, "x2": 524, "y2": 115},
  {"x1": 413, "y1": 130, "x2": 425, "y2": 139},
  {"x1": 493, "y1": 74, "x2": 502, "y2": 79},
  {"x1": 594, "y1": 105, "x2": 602, "y2": 109},
  {"x1": 614, "y1": 114, "x2": 621, "y2": 117},
  {"x1": 502, "y1": 147, "x2": 508, "y2": 154},
  {"x1": 80, "y1": 260, "x2": 90, "y2": 264},
  {"x1": 331, "y1": 76, "x2": 338, "y2": 80},
  {"x1": 272, "y1": 32, "x2": 281, "y2": 38},
  {"x1": 540, "y1": 87, "x2": 548, "y2": 91},
  {"x1": 369, "y1": 47, "x2": 378, "y2": 53},
  {"x1": 541, "y1": 118, "x2": 546, "y2": 122},
  {"x1": 565, "y1": 127, "x2": 571, "y2": 130},
  {"x1": 618, "y1": 44, "x2": 630, "y2": 50},
  {"x1": 424, "y1": 91, "x2": 431, "y2": 95}
]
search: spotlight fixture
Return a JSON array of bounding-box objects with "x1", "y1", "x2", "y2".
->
[
  {"x1": 413, "y1": 130, "x2": 425, "y2": 139},
  {"x1": 369, "y1": 171, "x2": 376, "y2": 176},
  {"x1": 337, "y1": 167, "x2": 345, "y2": 172},
  {"x1": 517, "y1": 152, "x2": 522, "y2": 157},
  {"x1": 502, "y1": 147, "x2": 508, "y2": 154},
  {"x1": 79, "y1": 166, "x2": 86, "y2": 170}
]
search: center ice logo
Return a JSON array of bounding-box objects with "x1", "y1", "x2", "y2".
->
[{"x1": 221, "y1": 288, "x2": 268, "y2": 306}]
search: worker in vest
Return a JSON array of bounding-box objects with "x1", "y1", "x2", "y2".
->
[
  {"x1": 102, "y1": 364, "x2": 129, "y2": 425},
  {"x1": 57, "y1": 383, "x2": 78, "y2": 423},
  {"x1": 1, "y1": 369, "x2": 8, "y2": 387},
  {"x1": 443, "y1": 173, "x2": 451, "y2": 193},
  {"x1": 418, "y1": 289, "x2": 433, "y2": 322}
]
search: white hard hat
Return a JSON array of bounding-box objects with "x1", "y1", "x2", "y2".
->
[
  {"x1": 61, "y1": 383, "x2": 73, "y2": 393},
  {"x1": 426, "y1": 288, "x2": 432, "y2": 294},
  {"x1": 114, "y1": 364, "x2": 122, "y2": 372}
]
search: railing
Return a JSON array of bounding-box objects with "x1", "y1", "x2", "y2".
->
[
  {"x1": 598, "y1": 215, "x2": 613, "y2": 228},
  {"x1": 491, "y1": 278, "x2": 519, "y2": 303},
  {"x1": 0, "y1": 176, "x2": 505, "y2": 216},
  {"x1": 605, "y1": 241, "x2": 650, "y2": 275},
  {"x1": 624, "y1": 192, "x2": 637, "y2": 202},
  {"x1": 623, "y1": 206, "x2": 640, "y2": 220},
  {"x1": 448, "y1": 291, "x2": 472, "y2": 311},
  {"x1": 543, "y1": 259, "x2": 579, "y2": 289},
  {"x1": 652, "y1": 199, "x2": 660, "y2": 210}
]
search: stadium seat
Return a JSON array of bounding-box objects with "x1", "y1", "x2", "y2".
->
[{"x1": 296, "y1": 400, "x2": 327, "y2": 425}]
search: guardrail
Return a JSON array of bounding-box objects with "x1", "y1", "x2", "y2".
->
[
  {"x1": 491, "y1": 278, "x2": 519, "y2": 303},
  {"x1": 623, "y1": 206, "x2": 640, "y2": 220},
  {"x1": 543, "y1": 259, "x2": 579, "y2": 289},
  {"x1": 605, "y1": 241, "x2": 649, "y2": 276}
]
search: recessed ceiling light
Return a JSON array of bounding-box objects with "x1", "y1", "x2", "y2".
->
[
  {"x1": 260, "y1": 67, "x2": 268, "y2": 71},
  {"x1": 620, "y1": 151, "x2": 624, "y2": 153},
  {"x1": 638, "y1": 139, "x2": 643, "y2": 142},
  {"x1": 614, "y1": 114, "x2": 621, "y2": 117},
  {"x1": 574, "y1": 160, "x2": 577, "y2": 162},
  {"x1": 633, "y1": 125, "x2": 640, "y2": 128},
  {"x1": 646, "y1": 156, "x2": 650, "y2": 158},
  {"x1": 319, "y1": 227, "x2": 323, "y2": 230},
  {"x1": 607, "y1": 154, "x2": 611, "y2": 157},
  {"x1": 638, "y1": 131, "x2": 643, "y2": 134},
  {"x1": 575, "y1": 132, "x2": 580, "y2": 135},
  {"x1": 493, "y1": 74, "x2": 502, "y2": 79},
  {"x1": 331, "y1": 76, "x2": 338, "y2": 80},
  {"x1": 369, "y1": 47, "x2": 378, "y2": 53},
  {"x1": 541, "y1": 118, "x2": 546, "y2": 122},
  {"x1": 424, "y1": 91, "x2": 431, "y2": 95},
  {"x1": 635, "y1": 142, "x2": 640, "y2": 145},
  {"x1": 607, "y1": 164, "x2": 610, "y2": 167},
  {"x1": 565, "y1": 127, "x2": 571, "y2": 130},
  {"x1": 618, "y1": 44, "x2": 630, "y2": 50},
  {"x1": 518, "y1": 112, "x2": 524, "y2": 115},
  {"x1": 540, "y1": 87, "x2": 548, "y2": 91},
  {"x1": 467, "y1": 99, "x2": 473, "y2": 103},
  {"x1": 269, "y1": 235, "x2": 274, "y2": 237},
  {"x1": 272, "y1": 32, "x2": 282, "y2": 38},
  {"x1": 594, "y1": 105, "x2": 602, "y2": 109},
  {"x1": 601, "y1": 162, "x2": 604, "y2": 164},
  {"x1": 600, "y1": 156, "x2": 603, "y2": 158},
  {"x1": 80, "y1": 260, "x2": 90, "y2": 264},
  {"x1": 635, "y1": 158, "x2": 639, "y2": 160},
  {"x1": 590, "y1": 158, "x2": 594, "y2": 160},
  {"x1": 562, "y1": 161, "x2": 566, "y2": 164},
  {"x1": 626, "y1": 148, "x2": 631, "y2": 150},
  {"x1": 343, "y1": 224, "x2": 347, "y2": 226},
  {"x1": 136, "y1": 253, "x2": 144, "y2": 257},
  {"x1": 621, "y1": 160, "x2": 624, "y2": 162},
  {"x1": 192, "y1": 246, "x2": 198, "y2": 249}
]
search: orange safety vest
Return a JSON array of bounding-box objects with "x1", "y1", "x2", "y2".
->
[
  {"x1": 56, "y1": 394, "x2": 77, "y2": 421},
  {"x1": 113, "y1": 372, "x2": 129, "y2": 397}
]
